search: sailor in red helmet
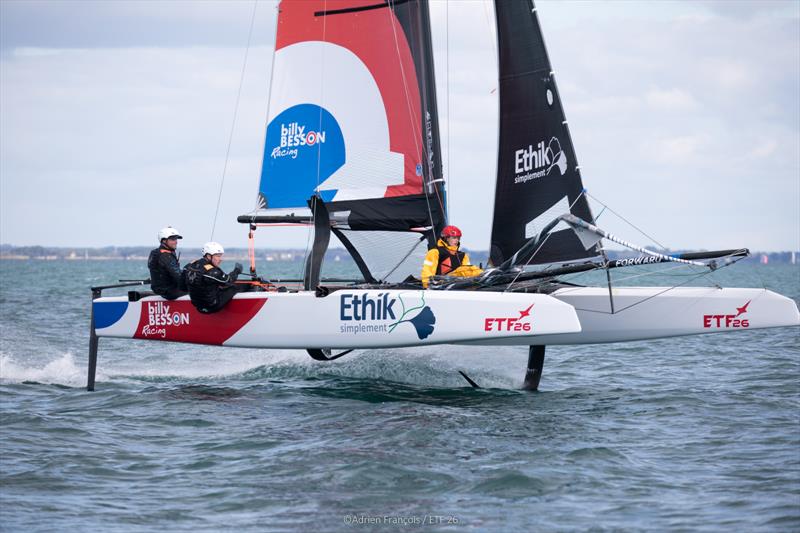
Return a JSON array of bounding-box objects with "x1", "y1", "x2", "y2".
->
[{"x1": 421, "y1": 225, "x2": 483, "y2": 288}]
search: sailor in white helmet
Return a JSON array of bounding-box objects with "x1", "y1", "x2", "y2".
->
[
  {"x1": 148, "y1": 226, "x2": 187, "y2": 300},
  {"x1": 183, "y1": 242, "x2": 244, "y2": 313}
]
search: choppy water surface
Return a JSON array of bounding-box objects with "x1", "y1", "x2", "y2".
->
[{"x1": 1, "y1": 260, "x2": 798, "y2": 531}]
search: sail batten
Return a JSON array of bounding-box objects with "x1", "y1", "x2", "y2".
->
[
  {"x1": 314, "y1": 0, "x2": 413, "y2": 18},
  {"x1": 490, "y1": 0, "x2": 597, "y2": 267}
]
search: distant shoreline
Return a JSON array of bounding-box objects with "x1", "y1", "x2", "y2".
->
[
  {"x1": 1, "y1": 246, "x2": 797, "y2": 265},
  {"x1": 0, "y1": 247, "x2": 338, "y2": 263}
]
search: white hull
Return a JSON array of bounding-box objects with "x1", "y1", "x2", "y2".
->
[
  {"x1": 93, "y1": 286, "x2": 799, "y2": 349},
  {"x1": 465, "y1": 286, "x2": 800, "y2": 345},
  {"x1": 94, "y1": 289, "x2": 582, "y2": 349}
]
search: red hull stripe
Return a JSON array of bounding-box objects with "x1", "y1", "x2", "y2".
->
[{"x1": 133, "y1": 298, "x2": 268, "y2": 345}]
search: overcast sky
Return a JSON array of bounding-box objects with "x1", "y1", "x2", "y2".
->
[{"x1": 1, "y1": 0, "x2": 798, "y2": 252}]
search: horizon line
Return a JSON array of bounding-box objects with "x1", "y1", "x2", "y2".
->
[{"x1": 2, "y1": 243, "x2": 799, "y2": 254}]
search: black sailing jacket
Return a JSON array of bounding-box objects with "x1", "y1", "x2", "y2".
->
[
  {"x1": 148, "y1": 244, "x2": 184, "y2": 295},
  {"x1": 184, "y1": 257, "x2": 232, "y2": 309}
]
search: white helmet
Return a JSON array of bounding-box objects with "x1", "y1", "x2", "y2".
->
[
  {"x1": 202, "y1": 242, "x2": 224, "y2": 256},
  {"x1": 158, "y1": 226, "x2": 182, "y2": 241}
]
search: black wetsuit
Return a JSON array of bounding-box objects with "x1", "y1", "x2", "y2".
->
[
  {"x1": 148, "y1": 244, "x2": 187, "y2": 300},
  {"x1": 184, "y1": 257, "x2": 241, "y2": 313}
]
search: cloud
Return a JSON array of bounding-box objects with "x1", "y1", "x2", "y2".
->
[
  {"x1": 748, "y1": 139, "x2": 778, "y2": 159},
  {"x1": 0, "y1": 0, "x2": 797, "y2": 252},
  {"x1": 0, "y1": 0, "x2": 275, "y2": 50},
  {"x1": 644, "y1": 88, "x2": 699, "y2": 111},
  {"x1": 0, "y1": 44, "x2": 272, "y2": 247},
  {"x1": 698, "y1": 0, "x2": 799, "y2": 20},
  {"x1": 706, "y1": 59, "x2": 753, "y2": 91},
  {"x1": 644, "y1": 134, "x2": 707, "y2": 163}
]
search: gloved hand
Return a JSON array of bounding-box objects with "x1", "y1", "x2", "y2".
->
[{"x1": 230, "y1": 262, "x2": 243, "y2": 282}]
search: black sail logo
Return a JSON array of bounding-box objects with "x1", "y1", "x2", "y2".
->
[{"x1": 514, "y1": 137, "x2": 568, "y2": 184}]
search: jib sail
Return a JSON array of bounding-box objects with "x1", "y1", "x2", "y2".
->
[
  {"x1": 255, "y1": 0, "x2": 444, "y2": 233},
  {"x1": 490, "y1": 0, "x2": 598, "y2": 267}
]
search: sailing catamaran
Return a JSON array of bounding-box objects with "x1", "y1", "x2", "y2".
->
[{"x1": 88, "y1": 0, "x2": 799, "y2": 391}]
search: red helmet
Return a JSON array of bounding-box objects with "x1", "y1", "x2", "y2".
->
[{"x1": 441, "y1": 225, "x2": 462, "y2": 238}]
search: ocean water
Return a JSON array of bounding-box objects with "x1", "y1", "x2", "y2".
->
[{"x1": 1, "y1": 259, "x2": 798, "y2": 531}]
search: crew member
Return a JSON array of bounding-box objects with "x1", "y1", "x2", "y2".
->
[
  {"x1": 148, "y1": 226, "x2": 187, "y2": 300},
  {"x1": 184, "y1": 242, "x2": 244, "y2": 313},
  {"x1": 421, "y1": 225, "x2": 483, "y2": 288}
]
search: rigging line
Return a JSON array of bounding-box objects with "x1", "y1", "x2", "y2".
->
[
  {"x1": 445, "y1": 0, "x2": 450, "y2": 219},
  {"x1": 585, "y1": 191, "x2": 668, "y2": 250},
  {"x1": 381, "y1": 234, "x2": 427, "y2": 282},
  {"x1": 567, "y1": 187, "x2": 587, "y2": 217},
  {"x1": 385, "y1": 1, "x2": 439, "y2": 229},
  {"x1": 595, "y1": 262, "x2": 697, "y2": 286},
  {"x1": 417, "y1": 0, "x2": 448, "y2": 225},
  {"x1": 304, "y1": 197, "x2": 317, "y2": 284},
  {"x1": 502, "y1": 233, "x2": 553, "y2": 292},
  {"x1": 556, "y1": 251, "x2": 746, "y2": 295},
  {"x1": 607, "y1": 255, "x2": 708, "y2": 282},
  {"x1": 253, "y1": 0, "x2": 278, "y2": 212},
  {"x1": 502, "y1": 189, "x2": 590, "y2": 290},
  {"x1": 590, "y1": 267, "x2": 729, "y2": 316},
  {"x1": 386, "y1": 2, "x2": 423, "y2": 167},
  {"x1": 211, "y1": 0, "x2": 259, "y2": 240},
  {"x1": 753, "y1": 254, "x2": 769, "y2": 291},
  {"x1": 558, "y1": 254, "x2": 745, "y2": 315},
  {"x1": 315, "y1": 0, "x2": 328, "y2": 196},
  {"x1": 307, "y1": 0, "x2": 330, "y2": 277},
  {"x1": 412, "y1": 0, "x2": 445, "y2": 227},
  {"x1": 572, "y1": 216, "x2": 708, "y2": 268},
  {"x1": 481, "y1": 0, "x2": 497, "y2": 60}
]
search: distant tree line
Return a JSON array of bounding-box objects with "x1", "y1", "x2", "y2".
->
[{"x1": 0, "y1": 244, "x2": 797, "y2": 264}]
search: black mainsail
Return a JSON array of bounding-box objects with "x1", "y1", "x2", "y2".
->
[{"x1": 490, "y1": 0, "x2": 597, "y2": 267}]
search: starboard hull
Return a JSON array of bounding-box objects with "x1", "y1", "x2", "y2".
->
[
  {"x1": 93, "y1": 290, "x2": 582, "y2": 349},
  {"x1": 464, "y1": 287, "x2": 800, "y2": 346},
  {"x1": 94, "y1": 286, "x2": 798, "y2": 350}
]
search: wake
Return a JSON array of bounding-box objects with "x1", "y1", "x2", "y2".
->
[{"x1": 0, "y1": 346, "x2": 523, "y2": 389}]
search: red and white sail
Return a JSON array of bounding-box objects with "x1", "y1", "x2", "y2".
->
[{"x1": 257, "y1": 0, "x2": 445, "y2": 232}]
